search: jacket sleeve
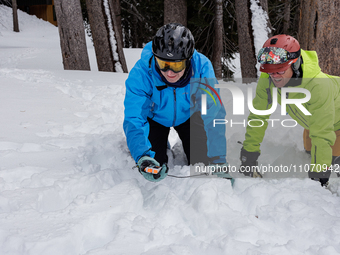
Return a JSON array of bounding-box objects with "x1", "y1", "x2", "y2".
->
[
  {"x1": 308, "y1": 81, "x2": 336, "y2": 167},
  {"x1": 193, "y1": 55, "x2": 227, "y2": 163},
  {"x1": 123, "y1": 60, "x2": 155, "y2": 163},
  {"x1": 243, "y1": 74, "x2": 271, "y2": 153}
]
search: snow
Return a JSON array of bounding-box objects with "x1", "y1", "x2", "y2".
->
[
  {"x1": 250, "y1": 0, "x2": 271, "y2": 77},
  {"x1": 103, "y1": 0, "x2": 123, "y2": 72},
  {"x1": 1, "y1": 5, "x2": 340, "y2": 255}
]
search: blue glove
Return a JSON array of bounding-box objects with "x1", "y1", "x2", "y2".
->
[{"x1": 137, "y1": 156, "x2": 168, "y2": 182}]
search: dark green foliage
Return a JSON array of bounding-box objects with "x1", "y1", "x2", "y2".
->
[
  {"x1": 267, "y1": 0, "x2": 300, "y2": 37},
  {"x1": 80, "y1": 0, "x2": 164, "y2": 48},
  {"x1": 187, "y1": 0, "x2": 238, "y2": 78},
  {"x1": 120, "y1": 0, "x2": 164, "y2": 48},
  {"x1": 0, "y1": 0, "x2": 13, "y2": 7},
  {"x1": 79, "y1": 0, "x2": 238, "y2": 78},
  {"x1": 79, "y1": 0, "x2": 302, "y2": 78}
]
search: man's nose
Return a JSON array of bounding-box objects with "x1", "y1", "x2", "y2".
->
[{"x1": 166, "y1": 70, "x2": 175, "y2": 75}]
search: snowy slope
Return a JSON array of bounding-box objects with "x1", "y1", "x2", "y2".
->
[{"x1": 1, "y1": 5, "x2": 340, "y2": 255}]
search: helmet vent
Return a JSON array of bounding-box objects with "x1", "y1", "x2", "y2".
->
[
  {"x1": 152, "y1": 23, "x2": 195, "y2": 60},
  {"x1": 270, "y1": 38, "x2": 278, "y2": 45}
]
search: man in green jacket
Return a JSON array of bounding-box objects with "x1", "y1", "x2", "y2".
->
[{"x1": 239, "y1": 34, "x2": 340, "y2": 186}]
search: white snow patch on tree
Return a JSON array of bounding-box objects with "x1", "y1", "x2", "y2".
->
[
  {"x1": 250, "y1": 0, "x2": 271, "y2": 76},
  {"x1": 103, "y1": 0, "x2": 123, "y2": 73}
]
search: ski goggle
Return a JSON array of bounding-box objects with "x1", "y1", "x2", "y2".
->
[
  {"x1": 268, "y1": 70, "x2": 286, "y2": 75},
  {"x1": 155, "y1": 57, "x2": 187, "y2": 73},
  {"x1": 257, "y1": 47, "x2": 300, "y2": 65}
]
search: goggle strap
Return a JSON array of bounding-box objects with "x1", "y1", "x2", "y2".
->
[
  {"x1": 287, "y1": 49, "x2": 301, "y2": 60},
  {"x1": 258, "y1": 47, "x2": 301, "y2": 65}
]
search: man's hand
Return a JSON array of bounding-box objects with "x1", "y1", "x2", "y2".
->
[
  {"x1": 239, "y1": 147, "x2": 262, "y2": 178},
  {"x1": 137, "y1": 156, "x2": 168, "y2": 182},
  {"x1": 309, "y1": 169, "x2": 331, "y2": 187}
]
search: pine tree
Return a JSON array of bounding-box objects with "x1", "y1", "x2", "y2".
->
[
  {"x1": 85, "y1": 0, "x2": 128, "y2": 72},
  {"x1": 164, "y1": 0, "x2": 187, "y2": 26},
  {"x1": 235, "y1": 0, "x2": 257, "y2": 80},
  {"x1": 299, "y1": 0, "x2": 340, "y2": 76}
]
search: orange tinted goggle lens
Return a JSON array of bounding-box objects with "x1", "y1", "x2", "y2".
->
[{"x1": 155, "y1": 57, "x2": 186, "y2": 73}]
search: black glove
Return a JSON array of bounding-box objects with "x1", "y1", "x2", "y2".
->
[
  {"x1": 239, "y1": 147, "x2": 262, "y2": 178},
  {"x1": 309, "y1": 156, "x2": 340, "y2": 186},
  {"x1": 309, "y1": 169, "x2": 331, "y2": 187},
  {"x1": 333, "y1": 156, "x2": 340, "y2": 178}
]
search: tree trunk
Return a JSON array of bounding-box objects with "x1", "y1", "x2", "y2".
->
[
  {"x1": 131, "y1": 14, "x2": 139, "y2": 48},
  {"x1": 86, "y1": 0, "x2": 113, "y2": 71},
  {"x1": 54, "y1": 0, "x2": 91, "y2": 71},
  {"x1": 164, "y1": 0, "x2": 187, "y2": 26},
  {"x1": 213, "y1": 0, "x2": 223, "y2": 80},
  {"x1": 283, "y1": 0, "x2": 291, "y2": 34},
  {"x1": 111, "y1": 0, "x2": 124, "y2": 47},
  {"x1": 298, "y1": 0, "x2": 340, "y2": 76},
  {"x1": 108, "y1": 0, "x2": 128, "y2": 73},
  {"x1": 259, "y1": 0, "x2": 272, "y2": 37},
  {"x1": 235, "y1": 0, "x2": 257, "y2": 81},
  {"x1": 12, "y1": 0, "x2": 19, "y2": 32},
  {"x1": 293, "y1": 0, "x2": 301, "y2": 37},
  {"x1": 86, "y1": 0, "x2": 128, "y2": 73}
]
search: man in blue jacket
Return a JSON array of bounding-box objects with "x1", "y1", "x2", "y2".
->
[{"x1": 123, "y1": 23, "x2": 228, "y2": 182}]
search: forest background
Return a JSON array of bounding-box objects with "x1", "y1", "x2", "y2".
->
[{"x1": 4, "y1": 0, "x2": 340, "y2": 80}]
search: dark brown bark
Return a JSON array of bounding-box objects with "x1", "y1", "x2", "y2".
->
[
  {"x1": 54, "y1": 0, "x2": 91, "y2": 71},
  {"x1": 283, "y1": 0, "x2": 291, "y2": 34},
  {"x1": 86, "y1": 0, "x2": 128, "y2": 73},
  {"x1": 213, "y1": 0, "x2": 223, "y2": 80},
  {"x1": 298, "y1": 0, "x2": 340, "y2": 75},
  {"x1": 108, "y1": 0, "x2": 128, "y2": 73},
  {"x1": 131, "y1": 14, "x2": 139, "y2": 48},
  {"x1": 86, "y1": 0, "x2": 114, "y2": 72},
  {"x1": 235, "y1": 0, "x2": 257, "y2": 80},
  {"x1": 12, "y1": 0, "x2": 19, "y2": 32},
  {"x1": 259, "y1": 0, "x2": 272, "y2": 37},
  {"x1": 293, "y1": 0, "x2": 301, "y2": 37},
  {"x1": 164, "y1": 0, "x2": 187, "y2": 26},
  {"x1": 111, "y1": 0, "x2": 124, "y2": 47}
]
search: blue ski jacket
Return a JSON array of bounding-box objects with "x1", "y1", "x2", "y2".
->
[{"x1": 123, "y1": 42, "x2": 227, "y2": 163}]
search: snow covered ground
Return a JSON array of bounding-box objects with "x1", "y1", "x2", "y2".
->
[{"x1": 1, "y1": 5, "x2": 340, "y2": 255}]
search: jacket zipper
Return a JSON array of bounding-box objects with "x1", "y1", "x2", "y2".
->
[
  {"x1": 278, "y1": 89, "x2": 309, "y2": 128},
  {"x1": 294, "y1": 106, "x2": 308, "y2": 127},
  {"x1": 173, "y1": 89, "x2": 177, "y2": 126},
  {"x1": 286, "y1": 105, "x2": 309, "y2": 127}
]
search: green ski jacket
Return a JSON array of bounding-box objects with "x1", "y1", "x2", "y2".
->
[{"x1": 243, "y1": 50, "x2": 340, "y2": 167}]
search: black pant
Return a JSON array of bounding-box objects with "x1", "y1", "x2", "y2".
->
[{"x1": 148, "y1": 112, "x2": 209, "y2": 165}]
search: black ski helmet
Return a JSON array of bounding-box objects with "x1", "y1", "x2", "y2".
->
[{"x1": 152, "y1": 23, "x2": 195, "y2": 61}]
